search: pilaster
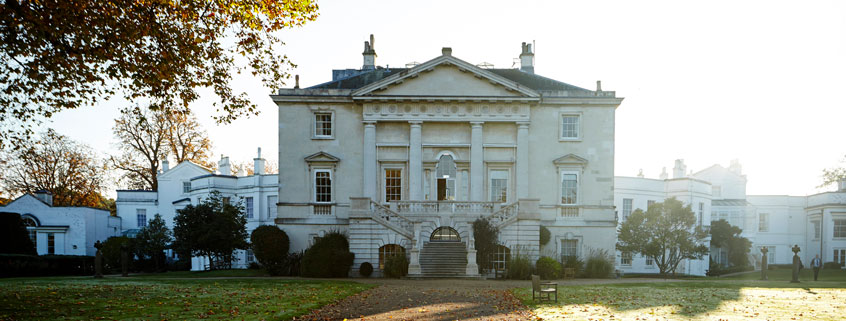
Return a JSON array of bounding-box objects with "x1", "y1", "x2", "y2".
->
[
  {"x1": 516, "y1": 122, "x2": 530, "y2": 199},
  {"x1": 363, "y1": 121, "x2": 377, "y2": 200},
  {"x1": 409, "y1": 121, "x2": 423, "y2": 200},
  {"x1": 470, "y1": 122, "x2": 484, "y2": 201}
]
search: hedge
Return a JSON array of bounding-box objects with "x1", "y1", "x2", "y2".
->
[{"x1": 0, "y1": 254, "x2": 94, "y2": 277}]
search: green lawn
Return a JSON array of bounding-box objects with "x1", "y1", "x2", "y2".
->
[
  {"x1": 515, "y1": 270, "x2": 846, "y2": 320},
  {"x1": 0, "y1": 275, "x2": 374, "y2": 320},
  {"x1": 131, "y1": 268, "x2": 270, "y2": 278}
]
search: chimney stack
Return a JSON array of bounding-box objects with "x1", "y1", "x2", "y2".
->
[
  {"x1": 253, "y1": 147, "x2": 266, "y2": 176},
  {"x1": 660, "y1": 167, "x2": 668, "y2": 180},
  {"x1": 519, "y1": 42, "x2": 535, "y2": 74},
  {"x1": 362, "y1": 34, "x2": 377, "y2": 70},
  {"x1": 729, "y1": 159, "x2": 742, "y2": 175},
  {"x1": 218, "y1": 155, "x2": 231, "y2": 176},
  {"x1": 34, "y1": 189, "x2": 53, "y2": 206},
  {"x1": 838, "y1": 178, "x2": 846, "y2": 192},
  {"x1": 673, "y1": 159, "x2": 687, "y2": 179},
  {"x1": 161, "y1": 158, "x2": 169, "y2": 172}
]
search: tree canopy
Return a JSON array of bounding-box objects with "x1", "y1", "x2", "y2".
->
[
  {"x1": 820, "y1": 155, "x2": 846, "y2": 189},
  {"x1": 0, "y1": 0, "x2": 319, "y2": 149},
  {"x1": 616, "y1": 198, "x2": 709, "y2": 275},
  {"x1": 172, "y1": 192, "x2": 248, "y2": 269},
  {"x1": 709, "y1": 219, "x2": 752, "y2": 268},
  {"x1": 135, "y1": 213, "x2": 173, "y2": 272}
]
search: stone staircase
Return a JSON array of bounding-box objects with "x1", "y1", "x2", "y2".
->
[{"x1": 419, "y1": 241, "x2": 468, "y2": 277}]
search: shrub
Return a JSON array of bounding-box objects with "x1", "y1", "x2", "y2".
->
[
  {"x1": 506, "y1": 252, "x2": 533, "y2": 280},
  {"x1": 0, "y1": 254, "x2": 94, "y2": 277},
  {"x1": 539, "y1": 226, "x2": 550, "y2": 247},
  {"x1": 383, "y1": 255, "x2": 408, "y2": 278},
  {"x1": 250, "y1": 225, "x2": 290, "y2": 276},
  {"x1": 562, "y1": 255, "x2": 584, "y2": 276},
  {"x1": 473, "y1": 218, "x2": 499, "y2": 273},
  {"x1": 535, "y1": 256, "x2": 561, "y2": 279},
  {"x1": 100, "y1": 236, "x2": 134, "y2": 273},
  {"x1": 0, "y1": 212, "x2": 36, "y2": 255},
  {"x1": 248, "y1": 262, "x2": 261, "y2": 270},
  {"x1": 282, "y1": 250, "x2": 304, "y2": 276},
  {"x1": 301, "y1": 232, "x2": 354, "y2": 278},
  {"x1": 583, "y1": 249, "x2": 614, "y2": 278},
  {"x1": 359, "y1": 262, "x2": 373, "y2": 277},
  {"x1": 824, "y1": 262, "x2": 843, "y2": 269}
]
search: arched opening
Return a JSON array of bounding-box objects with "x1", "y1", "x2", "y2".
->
[
  {"x1": 430, "y1": 226, "x2": 461, "y2": 242},
  {"x1": 21, "y1": 214, "x2": 38, "y2": 249},
  {"x1": 436, "y1": 154, "x2": 456, "y2": 200},
  {"x1": 378, "y1": 244, "x2": 406, "y2": 270}
]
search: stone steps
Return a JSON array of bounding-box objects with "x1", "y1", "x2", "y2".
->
[{"x1": 418, "y1": 241, "x2": 469, "y2": 278}]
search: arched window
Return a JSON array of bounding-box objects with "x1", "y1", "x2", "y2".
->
[
  {"x1": 430, "y1": 226, "x2": 461, "y2": 242},
  {"x1": 491, "y1": 245, "x2": 511, "y2": 271},
  {"x1": 21, "y1": 215, "x2": 38, "y2": 249},
  {"x1": 435, "y1": 154, "x2": 456, "y2": 200},
  {"x1": 379, "y1": 244, "x2": 406, "y2": 270}
]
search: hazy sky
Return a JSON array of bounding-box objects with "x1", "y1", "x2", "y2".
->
[{"x1": 45, "y1": 0, "x2": 846, "y2": 197}]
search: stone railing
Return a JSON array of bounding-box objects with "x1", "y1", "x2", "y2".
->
[
  {"x1": 370, "y1": 201, "x2": 414, "y2": 238},
  {"x1": 806, "y1": 192, "x2": 846, "y2": 208},
  {"x1": 488, "y1": 202, "x2": 519, "y2": 227},
  {"x1": 394, "y1": 201, "x2": 498, "y2": 215},
  {"x1": 560, "y1": 205, "x2": 580, "y2": 217}
]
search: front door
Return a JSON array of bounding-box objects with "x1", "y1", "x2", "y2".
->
[{"x1": 437, "y1": 178, "x2": 447, "y2": 200}]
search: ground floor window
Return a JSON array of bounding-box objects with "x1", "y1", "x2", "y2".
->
[
  {"x1": 560, "y1": 239, "x2": 578, "y2": 263},
  {"x1": 430, "y1": 226, "x2": 461, "y2": 242},
  {"x1": 621, "y1": 252, "x2": 632, "y2": 266},
  {"x1": 246, "y1": 249, "x2": 254, "y2": 264},
  {"x1": 645, "y1": 255, "x2": 653, "y2": 266},
  {"x1": 491, "y1": 245, "x2": 511, "y2": 271},
  {"x1": 760, "y1": 246, "x2": 776, "y2": 264},
  {"x1": 834, "y1": 249, "x2": 846, "y2": 267},
  {"x1": 379, "y1": 244, "x2": 406, "y2": 270},
  {"x1": 47, "y1": 233, "x2": 55, "y2": 254},
  {"x1": 28, "y1": 230, "x2": 36, "y2": 248}
]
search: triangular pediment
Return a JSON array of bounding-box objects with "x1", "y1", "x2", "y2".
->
[
  {"x1": 353, "y1": 55, "x2": 539, "y2": 98},
  {"x1": 304, "y1": 151, "x2": 340, "y2": 163},
  {"x1": 158, "y1": 161, "x2": 212, "y2": 180},
  {"x1": 553, "y1": 154, "x2": 588, "y2": 166}
]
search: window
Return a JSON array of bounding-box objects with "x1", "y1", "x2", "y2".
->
[
  {"x1": 698, "y1": 202, "x2": 704, "y2": 226},
  {"x1": 246, "y1": 249, "x2": 255, "y2": 263},
  {"x1": 835, "y1": 219, "x2": 846, "y2": 238},
  {"x1": 489, "y1": 170, "x2": 508, "y2": 203},
  {"x1": 245, "y1": 197, "x2": 254, "y2": 219},
  {"x1": 560, "y1": 114, "x2": 580, "y2": 139},
  {"x1": 622, "y1": 198, "x2": 633, "y2": 220},
  {"x1": 812, "y1": 220, "x2": 821, "y2": 239},
  {"x1": 136, "y1": 209, "x2": 147, "y2": 228},
  {"x1": 621, "y1": 252, "x2": 632, "y2": 266},
  {"x1": 560, "y1": 172, "x2": 578, "y2": 205},
  {"x1": 645, "y1": 256, "x2": 653, "y2": 266},
  {"x1": 492, "y1": 245, "x2": 511, "y2": 271},
  {"x1": 759, "y1": 213, "x2": 769, "y2": 232},
  {"x1": 647, "y1": 200, "x2": 656, "y2": 209},
  {"x1": 314, "y1": 170, "x2": 332, "y2": 203},
  {"x1": 436, "y1": 154, "x2": 456, "y2": 201},
  {"x1": 561, "y1": 239, "x2": 578, "y2": 261},
  {"x1": 47, "y1": 233, "x2": 55, "y2": 254},
  {"x1": 28, "y1": 230, "x2": 37, "y2": 248},
  {"x1": 430, "y1": 227, "x2": 461, "y2": 242},
  {"x1": 314, "y1": 113, "x2": 332, "y2": 137},
  {"x1": 378, "y1": 244, "x2": 405, "y2": 270},
  {"x1": 267, "y1": 195, "x2": 278, "y2": 218},
  {"x1": 834, "y1": 249, "x2": 846, "y2": 267},
  {"x1": 183, "y1": 181, "x2": 191, "y2": 193},
  {"x1": 384, "y1": 169, "x2": 402, "y2": 202},
  {"x1": 712, "y1": 186, "x2": 722, "y2": 198}
]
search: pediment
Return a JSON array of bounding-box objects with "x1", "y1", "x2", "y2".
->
[
  {"x1": 353, "y1": 55, "x2": 539, "y2": 99},
  {"x1": 304, "y1": 151, "x2": 340, "y2": 163},
  {"x1": 553, "y1": 154, "x2": 588, "y2": 166},
  {"x1": 158, "y1": 161, "x2": 212, "y2": 180}
]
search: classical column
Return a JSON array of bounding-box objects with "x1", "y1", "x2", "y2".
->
[
  {"x1": 409, "y1": 121, "x2": 423, "y2": 200},
  {"x1": 363, "y1": 121, "x2": 377, "y2": 200},
  {"x1": 470, "y1": 122, "x2": 484, "y2": 201},
  {"x1": 516, "y1": 122, "x2": 530, "y2": 199}
]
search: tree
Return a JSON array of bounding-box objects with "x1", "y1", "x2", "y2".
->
[
  {"x1": 709, "y1": 219, "x2": 752, "y2": 268},
  {"x1": 617, "y1": 198, "x2": 709, "y2": 275},
  {"x1": 172, "y1": 192, "x2": 248, "y2": 270},
  {"x1": 0, "y1": 212, "x2": 36, "y2": 255},
  {"x1": 110, "y1": 106, "x2": 212, "y2": 190},
  {"x1": 135, "y1": 214, "x2": 173, "y2": 272},
  {"x1": 472, "y1": 218, "x2": 499, "y2": 272},
  {"x1": 2, "y1": 130, "x2": 110, "y2": 208},
  {"x1": 250, "y1": 225, "x2": 289, "y2": 275},
  {"x1": 230, "y1": 160, "x2": 279, "y2": 176},
  {"x1": 820, "y1": 155, "x2": 846, "y2": 189},
  {"x1": 0, "y1": 0, "x2": 319, "y2": 149}
]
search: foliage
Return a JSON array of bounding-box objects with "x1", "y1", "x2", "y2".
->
[
  {"x1": 359, "y1": 262, "x2": 373, "y2": 277},
  {"x1": 100, "y1": 236, "x2": 134, "y2": 272},
  {"x1": 0, "y1": 254, "x2": 94, "y2": 277},
  {"x1": 250, "y1": 225, "x2": 290, "y2": 276},
  {"x1": 562, "y1": 255, "x2": 585, "y2": 276},
  {"x1": 506, "y1": 251, "x2": 533, "y2": 280},
  {"x1": 473, "y1": 217, "x2": 499, "y2": 272},
  {"x1": 707, "y1": 258, "x2": 753, "y2": 276},
  {"x1": 709, "y1": 219, "x2": 752, "y2": 268},
  {"x1": 0, "y1": 212, "x2": 36, "y2": 255},
  {"x1": 135, "y1": 214, "x2": 172, "y2": 272},
  {"x1": 617, "y1": 198, "x2": 709, "y2": 275},
  {"x1": 282, "y1": 250, "x2": 305, "y2": 277},
  {"x1": 110, "y1": 106, "x2": 213, "y2": 190},
  {"x1": 231, "y1": 159, "x2": 279, "y2": 176},
  {"x1": 583, "y1": 249, "x2": 614, "y2": 278},
  {"x1": 535, "y1": 256, "x2": 561, "y2": 279},
  {"x1": 824, "y1": 261, "x2": 843, "y2": 269},
  {"x1": 2, "y1": 130, "x2": 110, "y2": 208},
  {"x1": 301, "y1": 232, "x2": 355, "y2": 278},
  {"x1": 819, "y1": 155, "x2": 846, "y2": 189},
  {"x1": 0, "y1": 0, "x2": 319, "y2": 149},
  {"x1": 539, "y1": 226, "x2": 551, "y2": 246},
  {"x1": 172, "y1": 191, "x2": 248, "y2": 269},
  {"x1": 383, "y1": 254, "x2": 409, "y2": 278},
  {"x1": 0, "y1": 278, "x2": 374, "y2": 320}
]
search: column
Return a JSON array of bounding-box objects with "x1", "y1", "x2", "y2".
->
[
  {"x1": 470, "y1": 122, "x2": 484, "y2": 201},
  {"x1": 409, "y1": 121, "x2": 423, "y2": 200},
  {"x1": 516, "y1": 122, "x2": 530, "y2": 199},
  {"x1": 363, "y1": 121, "x2": 377, "y2": 200}
]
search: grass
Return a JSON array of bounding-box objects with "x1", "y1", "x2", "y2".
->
[
  {"x1": 131, "y1": 268, "x2": 270, "y2": 278},
  {"x1": 0, "y1": 275, "x2": 374, "y2": 320},
  {"x1": 720, "y1": 267, "x2": 846, "y2": 282},
  {"x1": 515, "y1": 269, "x2": 846, "y2": 320}
]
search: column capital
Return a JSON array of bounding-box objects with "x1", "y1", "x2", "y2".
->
[
  {"x1": 469, "y1": 121, "x2": 485, "y2": 128},
  {"x1": 517, "y1": 122, "x2": 530, "y2": 129},
  {"x1": 363, "y1": 121, "x2": 377, "y2": 127},
  {"x1": 408, "y1": 120, "x2": 423, "y2": 126}
]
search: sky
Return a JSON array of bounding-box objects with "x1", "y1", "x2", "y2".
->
[{"x1": 45, "y1": 0, "x2": 846, "y2": 197}]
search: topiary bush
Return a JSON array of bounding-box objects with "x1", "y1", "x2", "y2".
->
[
  {"x1": 535, "y1": 256, "x2": 561, "y2": 279},
  {"x1": 359, "y1": 262, "x2": 373, "y2": 277},
  {"x1": 383, "y1": 254, "x2": 408, "y2": 278},
  {"x1": 539, "y1": 226, "x2": 550, "y2": 247},
  {"x1": 583, "y1": 249, "x2": 614, "y2": 278},
  {"x1": 0, "y1": 212, "x2": 36, "y2": 255},
  {"x1": 250, "y1": 225, "x2": 290, "y2": 276},
  {"x1": 506, "y1": 252, "x2": 533, "y2": 280},
  {"x1": 301, "y1": 232, "x2": 355, "y2": 278},
  {"x1": 562, "y1": 255, "x2": 584, "y2": 276}
]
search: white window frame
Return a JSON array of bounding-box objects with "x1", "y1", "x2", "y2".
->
[
  {"x1": 621, "y1": 252, "x2": 632, "y2": 266},
  {"x1": 136, "y1": 209, "x2": 147, "y2": 228},
  {"x1": 183, "y1": 181, "x2": 191, "y2": 194},
  {"x1": 559, "y1": 170, "x2": 580, "y2": 205},
  {"x1": 812, "y1": 220, "x2": 821, "y2": 239},
  {"x1": 834, "y1": 219, "x2": 846, "y2": 238},
  {"x1": 758, "y1": 213, "x2": 769, "y2": 232},
  {"x1": 244, "y1": 196, "x2": 254, "y2": 219},
  {"x1": 559, "y1": 112, "x2": 582, "y2": 141},
  {"x1": 313, "y1": 169, "x2": 333, "y2": 203},
  {"x1": 312, "y1": 111, "x2": 334, "y2": 139},
  {"x1": 622, "y1": 198, "x2": 633, "y2": 220},
  {"x1": 560, "y1": 239, "x2": 579, "y2": 259},
  {"x1": 488, "y1": 169, "x2": 510, "y2": 203},
  {"x1": 382, "y1": 167, "x2": 404, "y2": 203}
]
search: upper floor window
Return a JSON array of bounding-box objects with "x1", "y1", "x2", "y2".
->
[
  {"x1": 698, "y1": 202, "x2": 704, "y2": 226},
  {"x1": 621, "y1": 252, "x2": 632, "y2": 266},
  {"x1": 560, "y1": 172, "x2": 578, "y2": 205},
  {"x1": 834, "y1": 219, "x2": 846, "y2": 238},
  {"x1": 758, "y1": 213, "x2": 769, "y2": 232},
  {"x1": 314, "y1": 113, "x2": 333, "y2": 138},
  {"x1": 712, "y1": 186, "x2": 722, "y2": 198},
  {"x1": 183, "y1": 181, "x2": 191, "y2": 193},
  {"x1": 315, "y1": 170, "x2": 332, "y2": 203},
  {"x1": 489, "y1": 170, "x2": 508, "y2": 203},
  {"x1": 245, "y1": 197, "x2": 254, "y2": 219},
  {"x1": 647, "y1": 200, "x2": 656, "y2": 209},
  {"x1": 622, "y1": 198, "x2": 633, "y2": 220},
  {"x1": 136, "y1": 209, "x2": 147, "y2": 228},
  {"x1": 560, "y1": 114, "x2": 580, "y2": 140},
  {"x1": 384, "y1": 169, "x2": 402, "y2": 202},
  {"x1": 812, "y1": 220, "x2": 821, "y2": 239}
]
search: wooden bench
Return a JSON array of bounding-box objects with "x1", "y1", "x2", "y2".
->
[{"x1": 531, "y1": 274, "x2": 558, "y2": 302}]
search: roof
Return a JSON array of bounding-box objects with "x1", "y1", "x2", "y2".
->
[
  {"x1": 487, "y1": 69, "x2": 594, "y2": 94},
  {"x1": 309, "y1": 68, "x2": 409, "y2": 90},
  {"x1": 712, "y1": 199, "x2": 752, "y2": 206}
]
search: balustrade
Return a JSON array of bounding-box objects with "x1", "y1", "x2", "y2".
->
[{"x1": 393, "y1": 200, "x2": 498, "y2": 215}]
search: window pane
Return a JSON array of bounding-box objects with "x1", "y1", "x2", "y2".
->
[
  {"x1": 835, "y1": 220, "x2": 846, "y2": 238},
  {"x1": 561, "y1": 173, "x2": 578, "y2": 204},
  {"x1": 490, "y1": 170, "x2": 508, "y2": 203},
  {"x1": 622, "y1": 199, "x2": 633, "y2": 220},
  {"x1": 385, "y1": 169, "x2": 402, "y2": 202},
  {"x1": 561, "y1": 115, "x2": 579, "y2": 138},
  {"x1": 136, "y1": 209, "x2": 146, "y2": 228},
  {"x1": 315, "y1": 113, "x2": 332, "y2": 136},
  {"x1": 245, "y1": 197, "x2": 254, "y2": 218},
  {"x1": 315, "y1": 171, "x2": 332, "y2": 202}
]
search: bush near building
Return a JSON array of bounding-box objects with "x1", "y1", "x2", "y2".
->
[
  {"x1": 383, "y1": 255, "x2": 408, "y2": 278},
  {"x1": 0, "y1": 212, "x2": 36, "y2": 255},
  {"x1": 250, "y1": 225, "x2": 290, "y2": 276},
  {"x1": 507, "y1": 252, "x2": 533, "y2": 280},
  {"x1": 536, "y1": 256, "x2": 561, "y2": 279},
  {"x1": 300, "y1": 232, "x2": 354, "y2": 278},
  {"x1": 359, "y1": 262, "x2": 373, "y2": 277},
  {"x1": 562, "y1": 255, "x2": 584, "y2": 276},
  {"x1": 583, "y1": 249, "x2": 614, "y2": 278}
]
